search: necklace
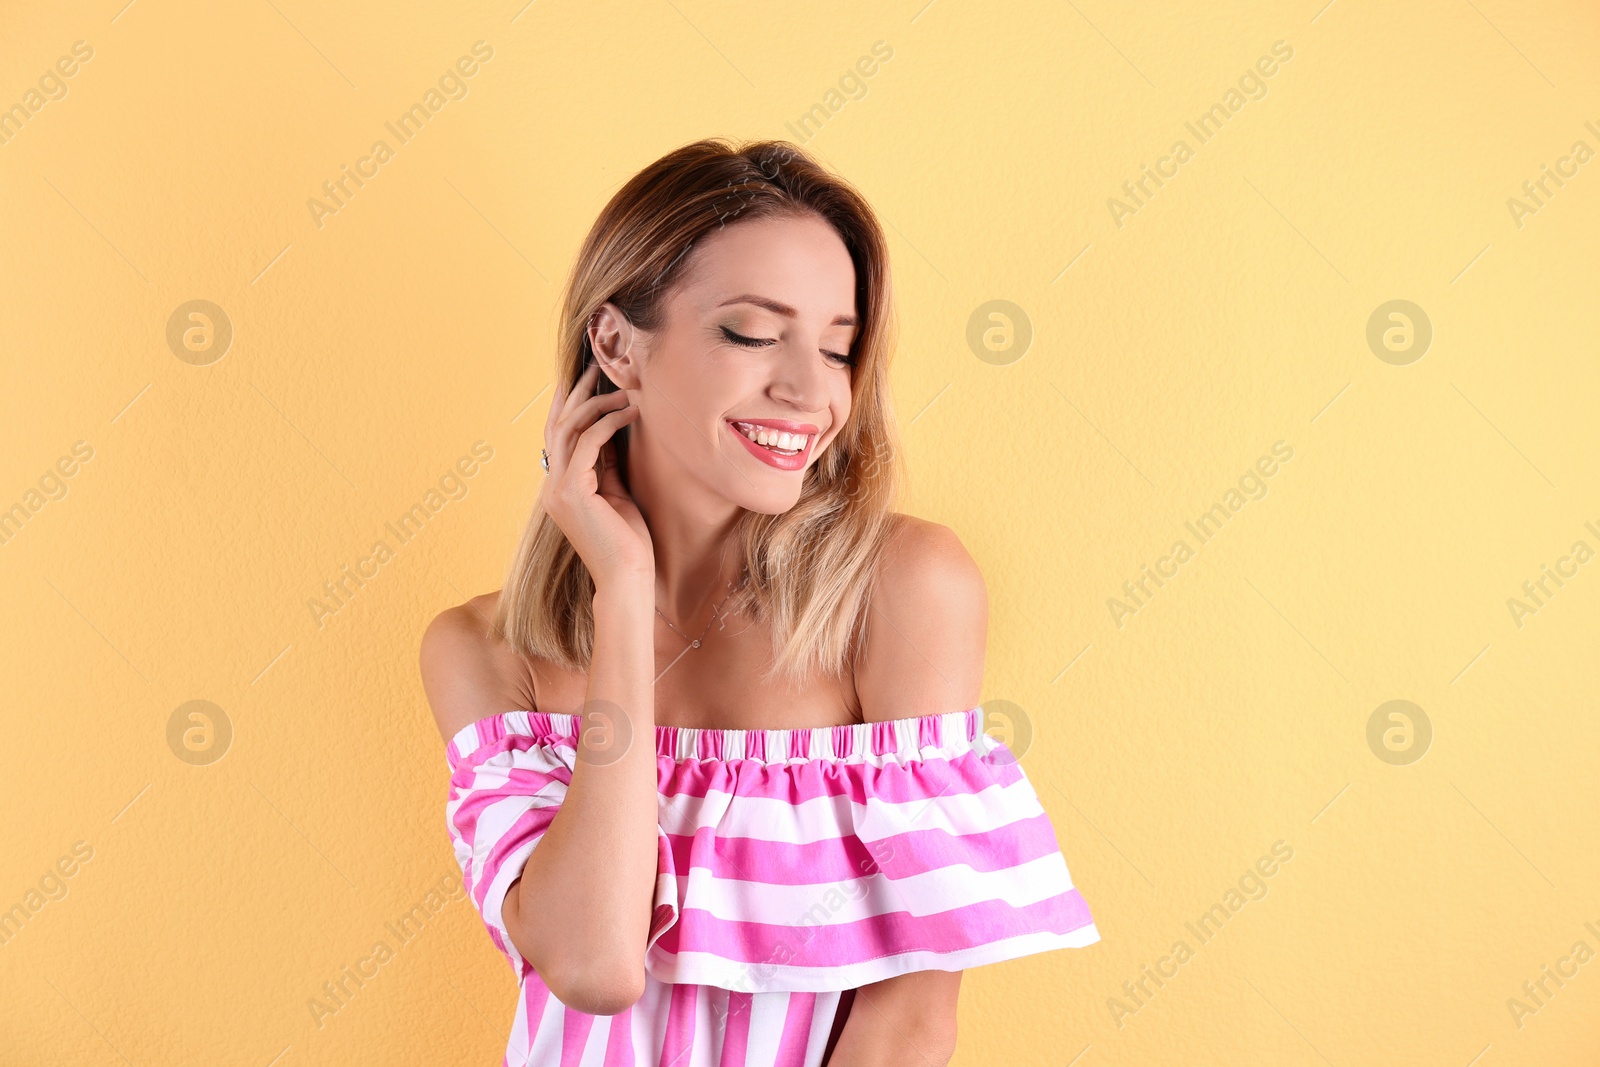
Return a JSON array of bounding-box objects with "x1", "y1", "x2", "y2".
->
[{"x1": 653, "y1": 570, "x2": 746, "y2": 683}]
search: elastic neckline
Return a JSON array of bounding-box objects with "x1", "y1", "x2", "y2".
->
[{"x1": 446, "y1": 706, "x2": 985, "y2": 768}]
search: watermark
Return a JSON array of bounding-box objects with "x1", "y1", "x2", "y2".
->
[
  {"x1": 842, "y1": 438, "x2": 893, "y2": 501},
  {"x1": 1365, "y1": 700, "x2": 1430, "y2": 766},
  {"x1": 167, "y1": 700, "x2": 234, "y2": 765},
  {"x1": 1, "y1": 40, "x2": 94, "y2": 148},
  {"x1": 1506, "y1": 121, "x2": 1600, "y2": 230},
  {"x1": 306, "y1": 441, "x2": 494, "y2": 629},
  {"x1": 0, "y1": 840, "x2": 95, "y2": 948},
  {"x1": 1506, "y1": 520, "x2": 1598, "y2": 628},
  {"x1": 782, "y1": 41, "x2": 894, "y2": 145},
  {"x1": 1108, "y1": 839, "x2": 1294, "y2": 1028},
  {"x1": 966, "y1": 300, "x2": 1032, "y2": 365},
  {"x1": 1506, "y1": 921, "x2": 1600, "y2": 1029},
  {"x1": 1107, "y1": 40, "x2": 1294, "y2": 229},
  {"x1": 307, "y1": 870, "x2": 467, "y2": 1029},
  {"x1": 0, "y1": 439, "x2": 94, "y2": 549},
  {"x1": 977, "y1": 699, "x2": 1033, "y2": 764},
  {"x1": 718, "y1": 839, "x2": 898, "y2": 994},
  {"x1": 675, "y1": 139, "x2": 815, "y2": 295},
  {"x1": 1108, "y1": 441, "x2": 1294, "y2": 628},
  {"x1": 575, "y1": 698, "x2": 633, "y2": 767},
  {"x1": 166, "y1": 299, "x2": 233, "y2": 365},
  {"x1": 307, "y1": 41, "x2": 495, "y2": 230},
  {"x1": 1365, "y1": 300, "x2": 1431, "y2": 365},
  {"x1": 707, "y1": 141, "x2": 807, "y2": 235}
]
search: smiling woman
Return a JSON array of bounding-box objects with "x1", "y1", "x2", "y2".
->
[
  {"x1": 420, "y1": 138, "x2": 1098, "y2": 1067},
  {"x1": 500, "y1": 151, "x2": 903, "y2": 675}
]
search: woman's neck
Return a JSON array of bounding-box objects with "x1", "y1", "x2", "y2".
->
[{"x1": 630, "y1": 460, "x2": 746, "y2": 627}]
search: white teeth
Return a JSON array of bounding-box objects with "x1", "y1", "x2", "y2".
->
[{"x1": 734, "y1": 422, "x2": 810, "y2": 453}]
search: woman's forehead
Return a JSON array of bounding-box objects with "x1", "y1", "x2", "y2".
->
[{"x1": 674, "y1": 218, "x2": 858, "y2": 322}]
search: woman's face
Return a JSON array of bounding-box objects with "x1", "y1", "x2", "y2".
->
[{"x1": 599, "y1": 212, "x2": 860, "y2": 516}]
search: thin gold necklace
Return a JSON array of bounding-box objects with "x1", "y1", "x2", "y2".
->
[{"x1": 653, "y1": 575, "x2": 741, "y2": 683}]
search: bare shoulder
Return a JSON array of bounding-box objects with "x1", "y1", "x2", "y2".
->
[
  {"x1": 877, "y1": 514, "x2": 986, "y2": 596},
  {"x1": 418, "y1": 590, "x2": 539, "y2": 744},
  {"x1": 854, "y1": 514, "x2": 988, "y2": 721}
]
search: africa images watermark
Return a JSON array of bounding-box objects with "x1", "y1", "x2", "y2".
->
[
  {"x1": 717, "y1": 839, "x2": 899, "y2": 995},
  {"x1": 1108, "y1": 440, "x2": 1295, "y2": 628},
  {"x1": 305, "y1": 441, "x2": 494, "y2": 629},
  {"x1": 1107, "y1": 40, "x2": 1295, "y2": 229},
  {"x1": 1108, "y1": 839, "x2": 1295, "y2": 1028},
  {"x1": 1504, "y1": 517, "x2": 1600, "y2": 629},
  {"x1": 0, "y1": 840, "x2": 96, "y2": 949},
  {"x1": 1506, "y1": 120, "x2": 1600, "y2": 231},
  {"x1": 0, "y1": 439, "x2": 95, "y2": 549},
  {"x1": 0, "y1": 39, "x2": 95, "y2": 148},
  {"x1": 1505, "y1": 919, "x2": 1600, "y2": 1031},
  {"x1": 781, "y1": 40, "x2": 894, "y2": 145},
  {"x1": 306, "y1": 870, "x2": 467, "y2": 1029},
  {"x1": 306, "y1": 41, "x2": 495, "y2": 229}
]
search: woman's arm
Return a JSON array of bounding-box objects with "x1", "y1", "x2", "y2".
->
[
  {"x1": 827, "y1": 971, "x2": 963, "y2": 1066},
  {"x1": 503, "y1": 580, "x2": 661, "y2": 1012},
  {"x1": 829, "y1": 516, "x2": 989, "y2": 1064},
  {"x1": 424, "y1": 363, "x2": 661, "y2": 1015},
  {"x1": 421, "y1": 581, "x2": 660, "y2": 1015}
]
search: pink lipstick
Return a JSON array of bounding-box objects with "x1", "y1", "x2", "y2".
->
[{"x1": 726, "y1": 419, "x2": 818, "y2": 472}]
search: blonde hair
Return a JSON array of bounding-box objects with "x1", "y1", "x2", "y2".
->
[{"x1": 492, "y1": 137, "x2": 905, "y2": 687}]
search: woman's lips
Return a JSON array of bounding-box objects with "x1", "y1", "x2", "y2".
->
[{"x1": 726, "y1": 420, "x2": 812, "y2": 471}]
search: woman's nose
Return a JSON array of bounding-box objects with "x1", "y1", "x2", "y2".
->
[{"x1": 767, "y1": 344, "x2": 830, "y2": 411}]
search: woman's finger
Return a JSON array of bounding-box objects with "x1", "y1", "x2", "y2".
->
[
  {"x1": 547, "y1": 393, "x2": 622, "y2": 484},
  {"x1": 543, "y1": 365, "x2": 603, "y2": 476},
  {"x1": 553, "y1": 390, "x2": 630, "y2": 452},
  {"x1": 568, "y1": 362, "x2": 600, "y2": 407},
  {"x1": 545, "y1": 364, "x2": 596, "y2": 435},
  {"x1": 563, "y1": 403, "x2": 638, "y2": 482},
  {"x1": 542, "y1": 376, "x2": 568, "y2": 448}
]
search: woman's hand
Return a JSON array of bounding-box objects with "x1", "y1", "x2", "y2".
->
[{"x1": 539, "y1": 363, "x2": 652, "y2": 592}]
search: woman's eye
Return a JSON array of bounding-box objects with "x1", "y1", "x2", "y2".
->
[
  {"x1": 721, "y1": 326, "x2": 775, "y2": 348},
  {"x1": 723, "y1": 326, "x2": 854, "y2": 367}
]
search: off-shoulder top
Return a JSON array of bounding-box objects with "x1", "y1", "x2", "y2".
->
[{"x1": 444, "y1": 707, "x2": 1099, "y2": 1067}]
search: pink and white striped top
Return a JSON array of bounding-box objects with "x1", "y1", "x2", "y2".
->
[{"x1": 444, "y1": 706, "x2": 1099, "y2": 1066}]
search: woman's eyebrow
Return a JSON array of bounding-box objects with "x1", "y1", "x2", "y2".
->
[{"x1": 716, "y1": 293, "x2": 858, "y2": 328}]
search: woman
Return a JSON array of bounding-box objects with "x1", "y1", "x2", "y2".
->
[{"x1": 420, "y1": 138, "x2": 1098, "y2": 1066}]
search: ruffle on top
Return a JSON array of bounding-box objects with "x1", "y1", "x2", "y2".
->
[{"x1": 445, "y1": 707, "x2": 1098, "y2": 995}]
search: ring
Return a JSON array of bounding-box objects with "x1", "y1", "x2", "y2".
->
[{"x1": 541, "y1": 448, "x2": 550, "y2": 474}]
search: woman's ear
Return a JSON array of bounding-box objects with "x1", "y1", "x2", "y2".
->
[{"x1": 588, "y1": 302, "x2": 643, "y2": 391}]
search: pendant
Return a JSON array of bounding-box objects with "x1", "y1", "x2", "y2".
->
[{"x1": 691, "y1": 640, "x2": 701, "y2": 647}]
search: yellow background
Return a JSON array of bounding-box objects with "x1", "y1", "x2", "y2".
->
[{"x1": 2, "y1": 0, "x2": 1597, "y2": 1064}]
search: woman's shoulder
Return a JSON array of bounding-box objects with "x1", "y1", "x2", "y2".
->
[
  {"x1": 879, "y1": 511, "x2": 978, "y2": 557},
  {"x1": 853, "y1": 513, "x2": 988, "y2": 719},
  {"x1": 875, "y1": 513, "x2": 987, "y2": 603},
  {"x1": 419, "y1": 590, "x2": 541, "y2": 743}
]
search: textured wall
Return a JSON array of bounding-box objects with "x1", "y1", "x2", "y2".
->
[{"x1": 2, "y1": 1, "x2": 1597, "y2": 1064}]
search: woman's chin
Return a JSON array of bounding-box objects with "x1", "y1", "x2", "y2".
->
[{"x1": 725, "y1": 483, "x2": 806, "y2": 516}]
